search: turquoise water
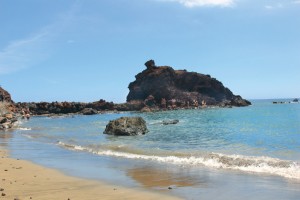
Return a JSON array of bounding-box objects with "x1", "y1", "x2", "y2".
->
[{"x1": 1, "y1": 99, "x2": 300, "y2": 199}]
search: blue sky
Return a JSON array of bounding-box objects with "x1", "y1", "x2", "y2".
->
[{"x1": 1, "y1": 0, "x2": 299, "y2": 102}]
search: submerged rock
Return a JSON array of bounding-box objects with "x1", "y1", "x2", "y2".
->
[
  {"x1": 103, "y1": 117, "x2": 148, "y2": 136},
  {"x1": 162, "y1": 119, "x2": 179, "y2": 125}
]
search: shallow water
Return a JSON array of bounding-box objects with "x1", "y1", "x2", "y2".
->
[{"x1": 1, "y1": 99, "x2": 300, "y2": 199}]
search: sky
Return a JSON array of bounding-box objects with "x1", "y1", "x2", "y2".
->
[{"x1": 0, "y1": 0, "x2": 299, "y2": 103}]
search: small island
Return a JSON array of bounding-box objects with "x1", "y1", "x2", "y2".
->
[{"x1": 126, "y1": 60, "x2": 251, "y2": 111}]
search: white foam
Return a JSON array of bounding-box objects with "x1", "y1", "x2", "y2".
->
[
  {"x1": 22, "y1": 134, "x2": 34, "y2": 139},
  {"x1": 57, "y1": 142, "x2": 300, "y2": 180},
  {"x1": 16, "y1": 127, "x2": 32, "y2": 131}
]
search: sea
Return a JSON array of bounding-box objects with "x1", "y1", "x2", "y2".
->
[{"x1": 1, "y1": 99, "x2": 300, "y2": 200}]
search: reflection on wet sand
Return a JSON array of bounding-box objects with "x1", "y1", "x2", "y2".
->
[
  {"x1": 127, "y1": 166, "x2": 203, "y2": 189},
  {"x1": 0, "y1": 131, "x2": 13, "y2": 148}
]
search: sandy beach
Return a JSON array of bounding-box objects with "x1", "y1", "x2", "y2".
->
[{"x1": 0, "y1": 149, "x2": 181, "y2": 200}]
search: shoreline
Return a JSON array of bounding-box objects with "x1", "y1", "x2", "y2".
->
[
  {"x1": 1, "y1": 101, "x2": 300, "y2": 200},
  {"x1": 0, "y1": 149, "x2": 181, "y2": 200}
]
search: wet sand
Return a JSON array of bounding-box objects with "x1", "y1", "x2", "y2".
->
[{"x1": 0, "y1": 149, "x2": 181, "y2": 200}]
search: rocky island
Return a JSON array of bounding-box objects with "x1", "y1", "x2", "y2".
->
[{"x1": 126, "y1": 60, "x2": 251, "y2": 111}]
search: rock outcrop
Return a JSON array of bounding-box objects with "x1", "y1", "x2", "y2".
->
[
  {"x1": 0, "y1": 87, "x2": 13, "y2": 102},
  {"x1": 4, "y1": 60, "x2": 251, "y2": 116},
  {"x1": 114, "y1": 101, "x2": 144, "y2": 112},
  {"x1": 127, "y1": 60, "x2": 251, "y2": 108},
  {"x1": 15, "y1": 99, "x2": 115, "y2": 115},
  {"x1": 0, "y1": 113, "x2": 18, "y2": 130},
  {"x1": 103, "y1": 117, "x2": 148, "y2": 136},
  {"x1": 80, "y1": 108, "x2": 98, "y2": 115},
  {"x1": 0, "y1": 87, "x2": 17, "y2": 130}
]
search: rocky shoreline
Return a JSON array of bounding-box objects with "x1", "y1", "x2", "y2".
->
[
  {"x1": 273, "y1": 98, "x2": 299, "y2": 104},
  {"x1": 0, "y1": 113, "x2": 18, "y2": 130},
  {"x1": 21, "y1": 61, "x2": 251, "y2": 113},
  {"x1": 1, "y1": 60, "x2": 254, "y2": 130},
  {"x1": 0, "y1": 87, "x2": 18, "y2": 131}
]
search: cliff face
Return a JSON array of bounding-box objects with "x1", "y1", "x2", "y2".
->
[
  {"x1": 0, "y1": 87, "x2": 17, "y2": 130},
  {"x1": 0, "y1": 87, "x2": 16, "y2": 113},
  {"x1": 127, "y1": 60, "x2": 251, "y2": 107},
  {"x1": 0, "y1": 87, "x2": 13, "y2": 103}
]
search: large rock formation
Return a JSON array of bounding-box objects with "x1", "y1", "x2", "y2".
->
[
  {"x1": 0, "y1": 87, "x2": 13, "y2": 103},
  {"x1": 0, "y1": 86, "x2": 16, "y2": 113},
  {"x1": 0, "y1": 87, "x2": 17, "y2": 130},
  {"x1": 103, "y1": 117, "x2": 148, "y2": 136},
  {"x1": 127, "y1": 60, "x2": 251, "y2": 108}
]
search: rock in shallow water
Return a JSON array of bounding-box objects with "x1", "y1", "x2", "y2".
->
[
  {"x1": 103, "y1": 117, "x2": 148, "y2": 136},
  {"x1": 162, "y1": 119, "x2": 179, "y2": 125}
]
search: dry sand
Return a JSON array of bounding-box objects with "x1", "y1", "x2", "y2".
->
[{"x1": 0, "y1": 150, "x2": 181, "y2": 200}]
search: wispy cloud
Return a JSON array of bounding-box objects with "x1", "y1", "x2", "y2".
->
[
  {"x1": 264, "y1": 3, "x2": 283, "y2": 10},
  {"x1": 158, "y1": 0, "x2": 235, "y2": 8},
  {"x1": 0, "y1": 29, "x2": 51, "y2": 75},
  {"x1": 0, "y1": 3, "x2": 79, "y2": 75},
  {"x1": 265, "y1": 1, "x2": 300, "y2": 9}
]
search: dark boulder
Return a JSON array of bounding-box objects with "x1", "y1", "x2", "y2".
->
[
  {"x1": 0, "y1": 113, "x2": 18, "y2": 131},
  {"x1": 81, "y1": 108, "x2": 98, "y2": 115},
  {"x1": 162, "y1": 119, "x2": 179, "y2": 125},
  {"x1": 0, "y1": 117, "x2": 7, "y2": 124},
  {"x1": 103, "y1": 117, "x2": 148, "y2": 136}
]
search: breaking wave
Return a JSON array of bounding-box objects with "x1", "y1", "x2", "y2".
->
[
  {"x1": 57, "y1": 141, "x2": 300, "y2": 180},
  {"x1": 16, "y1": 127, "x2": 32, "y2": 131}
]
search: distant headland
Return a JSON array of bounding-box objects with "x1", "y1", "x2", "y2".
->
[{"x1": 1, "y1": 60, "x2": 252, "y2": 127}]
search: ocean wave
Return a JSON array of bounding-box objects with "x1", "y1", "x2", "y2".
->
[
  {"x1": 22, "y1": 134, "x2": 34, "y2": 139},
  {"x1": 57, "y1": 141, "x2": 300, "y2": 180},
  {"x1": 16, "y1": 127, "x2": 32, "y2": 131}
]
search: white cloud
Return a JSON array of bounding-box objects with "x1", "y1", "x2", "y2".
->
[
  {"x1": 158, "y1": 0, "x2": 235, "y2": 7},
  {"x1": 264, "y1": 3, "x2": 283, "y2": 10},
  {"x1": 265, "y1": 5, "x2": 274, "y2": 9},
  {"x1": 292, "y1": 0, "x2": 300, "y2": 4}
]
